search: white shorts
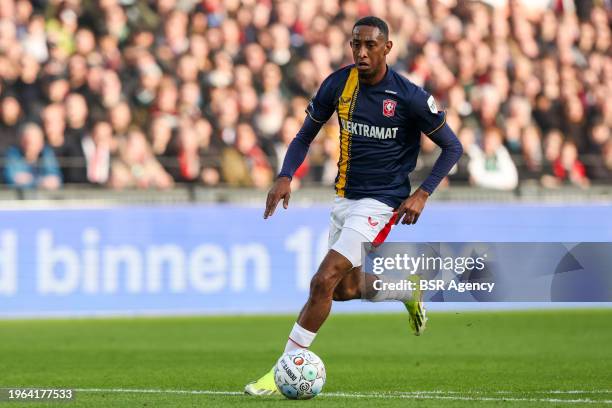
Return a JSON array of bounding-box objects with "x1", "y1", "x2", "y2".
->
[{"x1": 328, "y1": 197, "x2": 397, "y2": 267}]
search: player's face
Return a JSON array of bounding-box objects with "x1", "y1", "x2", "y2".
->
[{"x1": 350, "y1": 26, "x2": 392, "y2": 80}]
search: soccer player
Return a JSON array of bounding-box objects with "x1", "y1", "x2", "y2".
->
[{"x1": 245, "y1": 16, "x2": 463, "y2": 395}]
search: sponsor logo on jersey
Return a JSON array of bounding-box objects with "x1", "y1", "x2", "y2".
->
[
  {"x1": 368, "y1": 216, "x2": 379, "y2": 227},
  {"x1": 427, "y1": 95, "x2": 438, "y2": 114},
  {"x1": 383, "y1": 99, "x2": 397, "y2": 117},
  {"x1": 340, "y1": 118, "x2": 399, "y2": 140}
]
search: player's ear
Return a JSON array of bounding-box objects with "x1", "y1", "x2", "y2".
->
[{"x1": 384, "y1": 40, "x2": 393, "y2": 55}]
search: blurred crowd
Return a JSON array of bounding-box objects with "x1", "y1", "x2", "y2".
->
[{"x1": 0, "y1": 0, "x2": 610, "y2": 191}]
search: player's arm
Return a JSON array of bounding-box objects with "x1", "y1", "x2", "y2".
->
[
  {"x1": 419, "y1": 123, "x2": 464, "y2": 195},
  {"x1": 264, "y1": 69, "x2": 342, "y2": 219},
  {"x1": 396, "y1": 87, "x2": 463, "y2": 225},
  {"x1": 263, "y1": 116, "x2": 324, "y2": 219},
  {"x1": 396, "y1": 123, "x2": 463, "y2": 224}
]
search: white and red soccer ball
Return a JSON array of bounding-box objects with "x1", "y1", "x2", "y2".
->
[{"x1": 274, "y1": 349, "x2": 326, "y2": 399}]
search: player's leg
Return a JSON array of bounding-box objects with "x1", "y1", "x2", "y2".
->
[
  {"x1": 331, "y1": 265, "x2": 427, "y2": 335},
  {"x1": 335, "y1": 198, "x2": 427, "y2": 335},
  {"x1": 332, "y1": 266, "x2": 420, "y2": 303},
  {"x1": 244, "y1": 200, "x2": 356, "y2": 396},
  {"x1": 294, "y1": 248, "x2": 353, "y2": 332},
  {"x1": 333, "y1": 267, "x2": 383, "y2": 301},
  {"x1": 282, "y1": 224, "x2": 364, "y2": 355},
  {"x1": 244, "y1": 244, "x2": 356, "y2": 396},
  {"x1": 332, "y1": 266, "x2": 362, "y2": 301}
]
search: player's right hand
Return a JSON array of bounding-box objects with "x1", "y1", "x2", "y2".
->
[
  {"x1": 395, "y1": 188, "x2": 429, "y2": 225},
  {"x1": 263, "y1": 176, "x2": 292, "y2": 219}
]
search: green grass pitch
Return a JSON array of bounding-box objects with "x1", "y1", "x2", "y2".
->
[{"x1": 1, "y1": 309, "x2": 611, "y2": 407}]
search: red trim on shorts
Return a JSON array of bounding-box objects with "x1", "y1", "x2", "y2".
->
[{"x1": 372, "y1": 212, "x2": 398, "y2": 247}]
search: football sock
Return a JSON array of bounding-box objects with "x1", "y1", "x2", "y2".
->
[
  {"x1": 370, "y1": 275, "x2": 414, "y2": 302},
  {"x1": 284, "y1": 322, "x2": 317, "y2": 352}
]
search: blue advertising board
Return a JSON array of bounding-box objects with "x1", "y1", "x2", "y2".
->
[{"x1": 0, "y1": 203, "x2": 611, "y2": 317}]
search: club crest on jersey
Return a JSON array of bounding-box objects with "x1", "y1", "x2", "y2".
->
[{"x1": 382, "y1": 99, "x2": 397, "y2": 117}]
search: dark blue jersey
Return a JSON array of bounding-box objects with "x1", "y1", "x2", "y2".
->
[{"x1": 306, "y1": 65, "x2": 446, "y2": 208}]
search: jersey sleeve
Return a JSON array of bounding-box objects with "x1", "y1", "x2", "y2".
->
[
  {"x1": 409, "y1": 87, "x2": 446, "y2": 136},
  {"x1": 305, "y1": 71, "x2": 341, "y2": 124}
]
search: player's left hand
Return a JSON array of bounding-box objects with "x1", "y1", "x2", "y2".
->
[{"x1": 395, "y1": 188, "x2": 430, "y2": 225}]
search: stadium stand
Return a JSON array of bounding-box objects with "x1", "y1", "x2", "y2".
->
[{"x1": 0, "y1": 0, "x2": 610, "y2": 191}]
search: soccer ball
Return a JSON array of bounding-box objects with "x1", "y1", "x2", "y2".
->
[{"x1": 274, "y1": 349, "x2": 326, "y2": 399}]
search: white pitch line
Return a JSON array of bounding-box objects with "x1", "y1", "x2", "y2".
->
[
  {"x1": 544, "y1": 391, "x2": 612, "y2": 394},
  {"x1": 329, "y1": 393, "x2": 612, "y2": 405},
  {"x1": 395, "y1": 390, "x2": 612, "y2": 395},
  {"x1": 75, "y1": 388, "x2": 612, "y2": 404},
  {"x1": 76, "y1": 388, "x2": 243, "y2": 396}
]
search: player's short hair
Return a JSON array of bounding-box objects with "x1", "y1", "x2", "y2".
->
[{"x1": 352, "y1": 16, "x2": 389, "y2": 40}]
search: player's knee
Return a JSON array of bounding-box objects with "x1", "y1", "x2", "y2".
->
[
  {"x1": 309, "y1": 272, "x2": 336, "y2": 299},
  {"x1": 309, "y1": 254, "x2": 352, "y2": 301}
]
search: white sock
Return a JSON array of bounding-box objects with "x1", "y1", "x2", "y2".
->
[
  {"x1": 284, "y1": 322, "x2": 317, "y2": 353},
  {"x1": 370, "y1": 275, "x2": 414, "y2": 302}
]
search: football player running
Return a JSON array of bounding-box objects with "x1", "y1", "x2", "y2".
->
[{"x1": 245, "y1": 16, "x2": 463, "y2": 396}]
